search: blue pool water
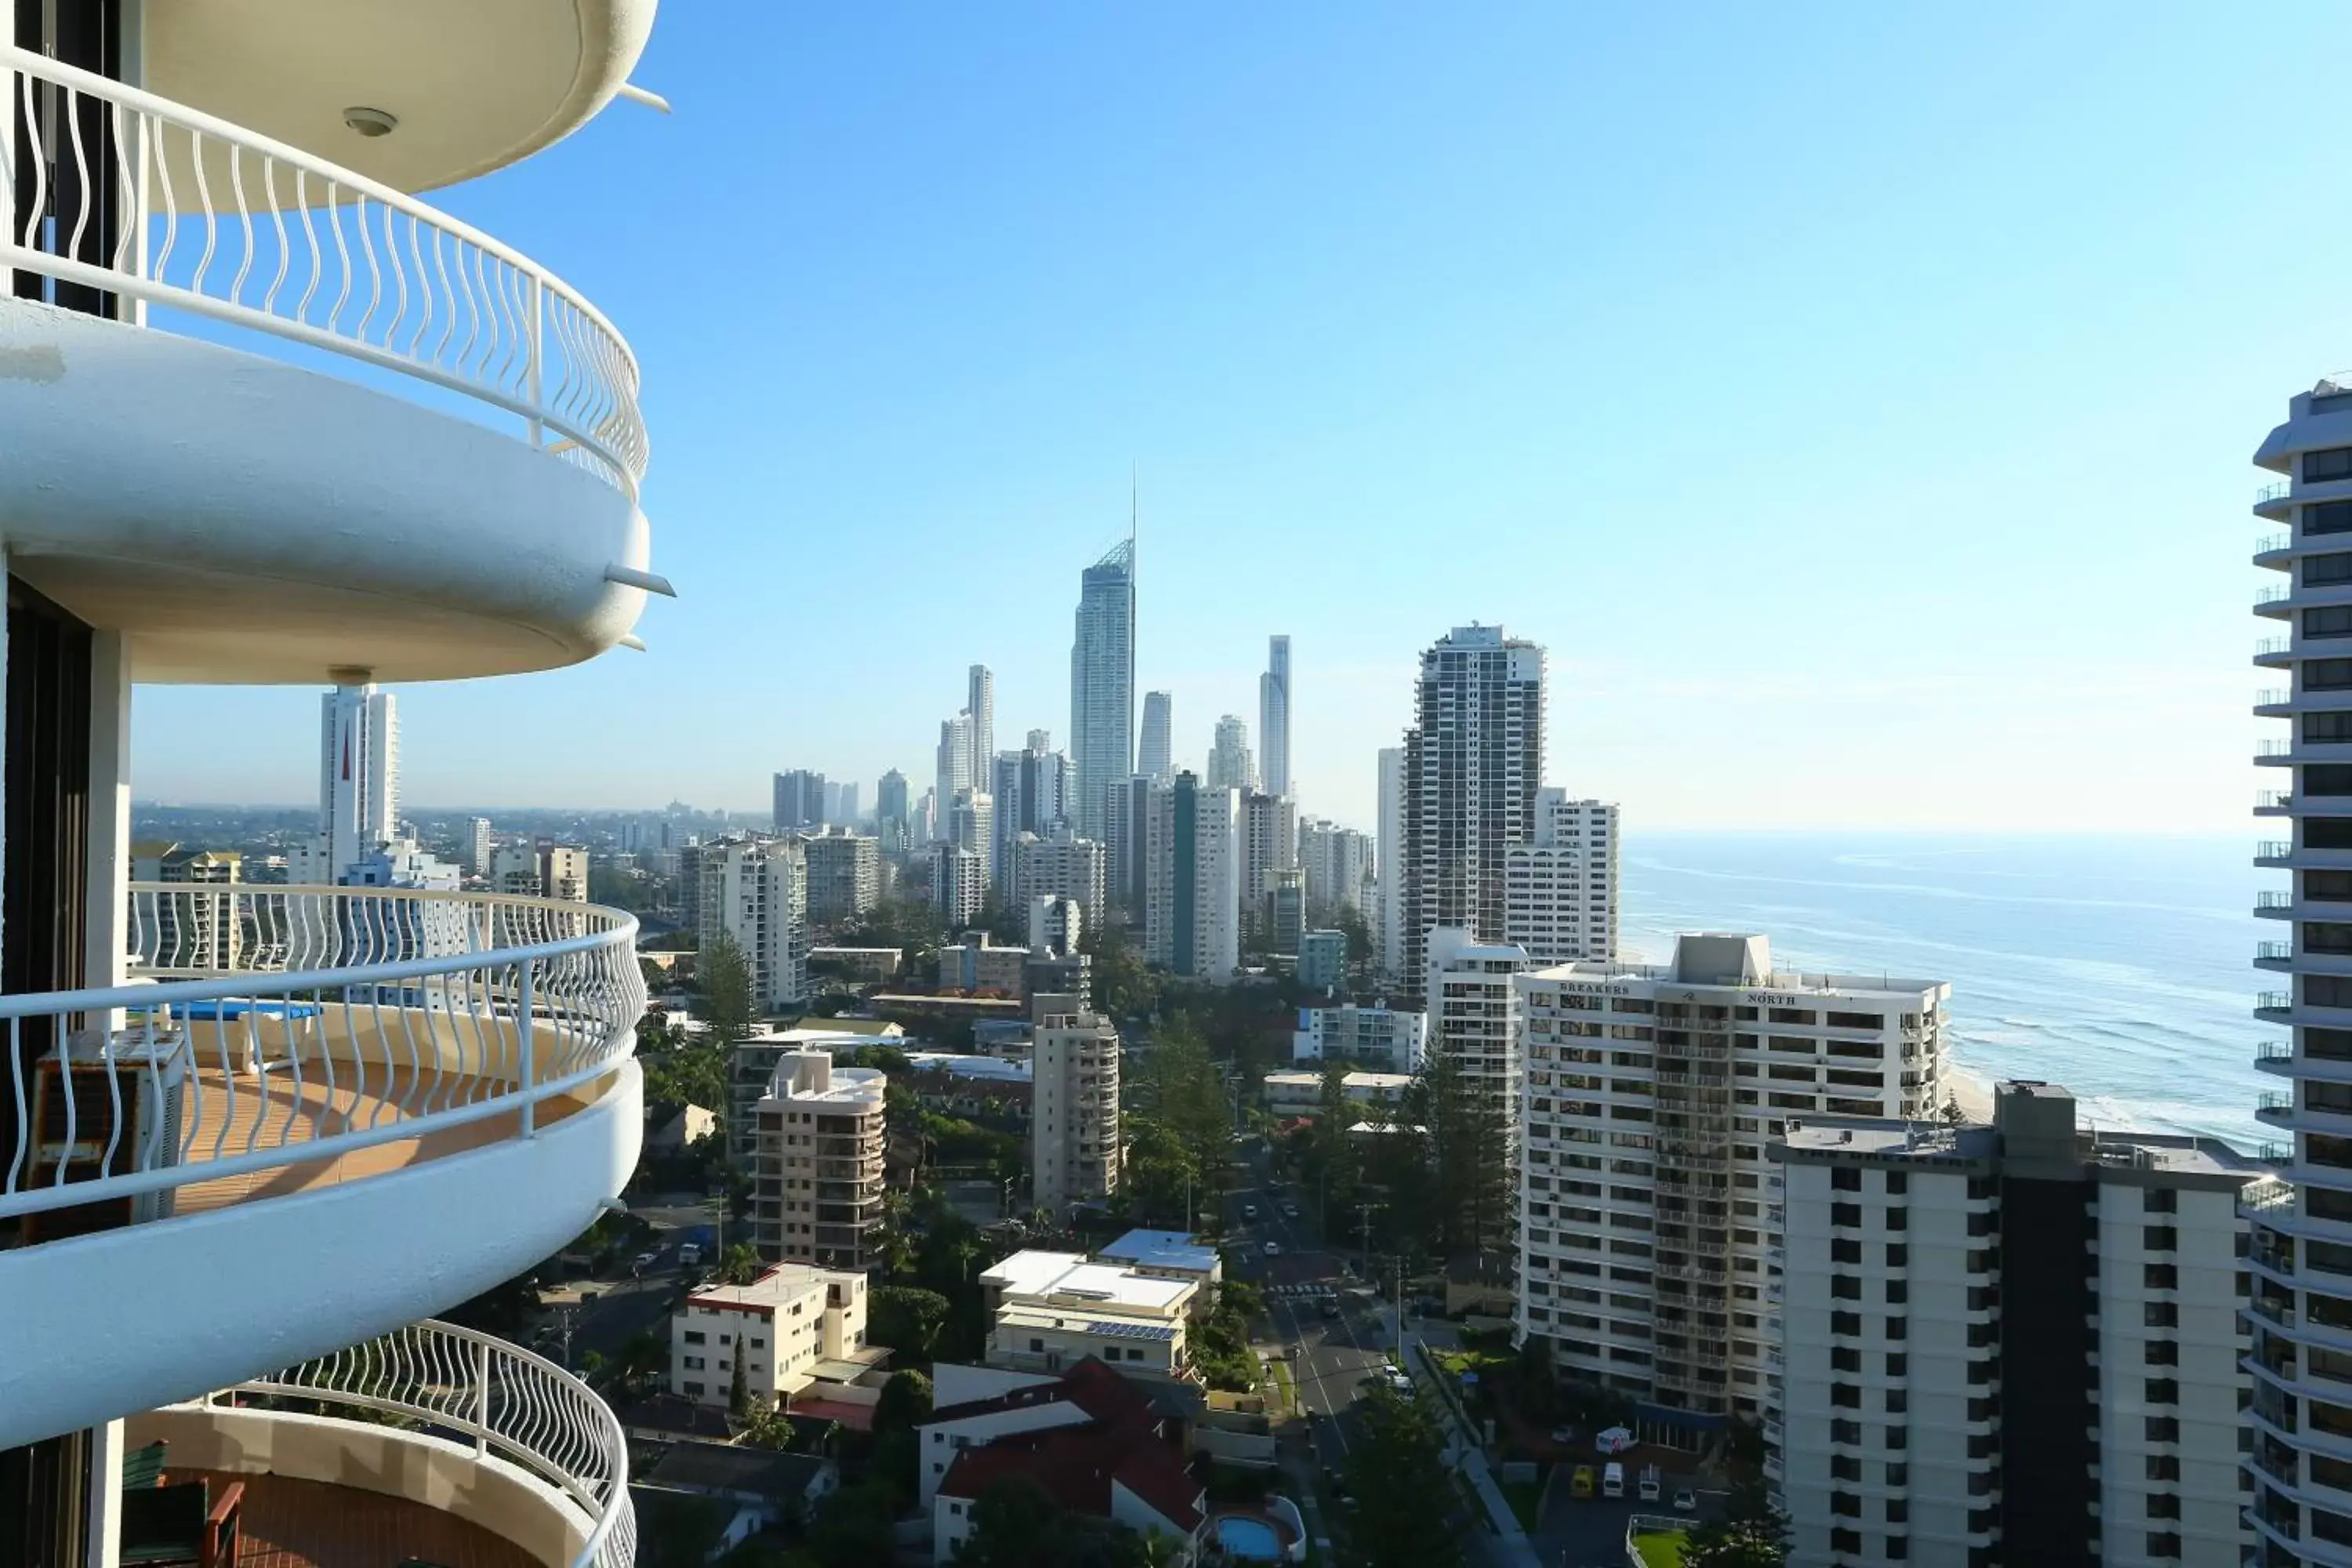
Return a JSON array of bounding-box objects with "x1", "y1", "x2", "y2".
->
[{"x1": 1215, "y1": 1515, "x2": 1282, "y2": 1560}]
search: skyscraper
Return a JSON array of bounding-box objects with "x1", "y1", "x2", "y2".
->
[
  {"x1": 877, "y1": 769, "x2": 912, "y2": 852},
  {"x1": 773, "y1": 769, "x2": 826, "y2": 833},
  {"x1": 1207, "y1": 714, "x2": 1255, "y2": 793},
  {"x1": 967, "y1": 664, "x2": 995, "y2": 787},
  {"x1": 1138, "y1": 690, "x2": 1174, "y2": 780},
  {"x1": 935, "y1": 713, "x2": 974, "y2": 840},
  {"x1": 1399, "y1": 626, "x2": 1543, "y2": 987},
  {"x1": 993, "y1": 731, "x2": 1073, "y2": 881},
  {"x1": 1145, "y1": 771, "x2": 1241, "y2": 981},
  {"x1": 1259, "y1": 634, "x2": 1291, "y2": 799},
  {"x1": 318, "y1": 678, "x2": 397, "y2": 875},
  {"x1": 2248, "y1": 376, "x2": 2352, "y2": 1562},
  {"x1": 1069, "y1": 535, "x2": 1135, "y2": 840},
  {"x1": 1502, "y1": 792, "x2": 1619, "y2": 965},
  {"x1": 1377, "y1": 746, "x2": 1404, "y2": 979}
]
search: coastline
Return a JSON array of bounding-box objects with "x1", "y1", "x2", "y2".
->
[{"x1": 1944, "y1": 1062, "x2": 1996, "y2": 1123}]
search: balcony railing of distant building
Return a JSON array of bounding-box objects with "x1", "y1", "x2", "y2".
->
[
  {"x1": 1, "y1": 883, "x2": 641, "y2": 1234},
  {"x1": 177, "y1": 1319, "x2": 633, "y2": 1568},
  {"x1": 0, "y1": 46, "x2": 647, "y2": 497}
]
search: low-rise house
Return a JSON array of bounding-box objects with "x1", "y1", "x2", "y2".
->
[
  {"x1": 921, "y1": 1359, "x2": 1207, "y2": 1564},
  {"x1": 670, "y1": 1264, "x2": 886, "y2": 1410},
  {"x1": 980, "y1": 1250, "x2": 1198, "y2": 1383},
  {"x1": 1096, "y1": 1229, "x2": 1221, "y2": 1311},
  {"x1": 644, "y1": 1100, "x2": 718, "y2": 1156},
  {"x1": 1261, "y1": 1069, "x2": 1411, "y2": 1119},
  {"x1": 633, "y1": 1439, "x2": 839, "y2": 1552}
]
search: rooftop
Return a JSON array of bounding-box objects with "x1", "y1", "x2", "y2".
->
[
  {"x1": 636, "y1": 1439, "x2": 833, "y2": 1501},
  {"x1": 760, "y1": 1051, "x2": 887, "y2": 1106},
  {"x1": 1098, "y1": 1229, "x2": 1220, "y2": 1276},
  {"x1": 982, "y1": 1250, "x2": 1196, "y2": 1314},
  {"x1": 1262, "y1": 1070, "x2": 1412, "y2": 1092},
  {"x1": 685, "y1": 1263, "x2": 853, "y2": 1315},
  {"x1": 933, "y1": 1360, "x2": 1200, "y2": 1533},
  {"x1": 905, "y1": 1051, "x2": 1034, "y2": 1083}
]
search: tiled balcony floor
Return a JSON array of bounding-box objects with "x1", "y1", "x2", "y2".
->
[{"x1": 165, "y1": 1471, "x2": 539, "y2": 1568}]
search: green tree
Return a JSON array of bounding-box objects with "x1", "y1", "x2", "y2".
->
[
  {"x1": 716, "y1": 1243, "x2": 765, "y2": 1286},
  {"x1": 698, "y1": 931, "x2": 757, "y2": 1039},
  {"x1": 870, "y1": 1286, "x2": 952, "y2": 1359},
  {"x1": 873, "y1": 1367, "x2": 935, "y2": 1434},
  {"x1": 637, "y1": 1494, "x2": 733, "y2": 1568},
  {"x1": 1347, "y1": 1385, "x2": 1462, "y2": 1568},
  {"x1": 728, "y1": 1346, "x2": 751, "y2": 1419},
  {"x1": 1083, "y1": 920, "x2": 1157, "y2": 1020},
  {"x1": 1683, "y1": 1520, "x2": 1787, "y2": 1568},
  {"x1": 807, "y1": 1480, "x2": 901, "y2": 1568}
]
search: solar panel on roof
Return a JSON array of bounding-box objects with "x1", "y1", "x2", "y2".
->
[{"x1": 1088, "y1": 1319, "x2": 1178, "y2": 1341}]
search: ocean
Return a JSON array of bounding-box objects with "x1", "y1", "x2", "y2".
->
[{"x1": 1617, "y1": 832, "x2": 2267, "y2": 1150}]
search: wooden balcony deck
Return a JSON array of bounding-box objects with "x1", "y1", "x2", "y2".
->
[{"x1": 165, "y1": 1470, "x2": 539, "y2": 1568}]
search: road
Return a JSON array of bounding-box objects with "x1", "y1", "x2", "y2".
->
[{"x1": 536, "y1": 1192, "x2": 720, "y2": 1370}]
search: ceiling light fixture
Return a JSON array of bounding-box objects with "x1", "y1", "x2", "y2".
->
[{"x1": 343, "y1": 107, "x2": 397, "y2": 139}]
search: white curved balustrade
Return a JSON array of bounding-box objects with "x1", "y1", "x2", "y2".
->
[
  {"x1": 1, "y1": 45, "x2": 645, "y2": 496},
  {"x1": 1, "y1": 883, "x2": 643, "y2": 1232},
  {"x1": 179, "y1": 1319, "x2": 634, "y2": 1568}
]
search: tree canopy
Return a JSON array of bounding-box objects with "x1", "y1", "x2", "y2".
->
[{"x1": 1345, "y1": 1385, "x2": 1463, "y2": 1568}]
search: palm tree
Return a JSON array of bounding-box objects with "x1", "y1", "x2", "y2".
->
[{"x1": 715, "y1": 1243, "x2": 764, "y2": 1286}]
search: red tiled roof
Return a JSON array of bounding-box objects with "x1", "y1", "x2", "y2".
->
[
  {"x1": 935, "y1": 1359, "x2": 1202, "y2": 1535},
  {"x1": 786, "y1": 1396, "x2": 874, "y2": 1432}
]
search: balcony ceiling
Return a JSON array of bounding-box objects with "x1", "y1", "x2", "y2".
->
[{"x1": 144, "y1": 0, "x2": 658, "y2": 194}]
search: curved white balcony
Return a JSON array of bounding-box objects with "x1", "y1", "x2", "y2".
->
[
  {"x1": 135, "y1": 1319, "x2": 632, "y2": 1568},
  {"x1": 0, "y1": 47, "x2": 662, "y2": 684},
  {"x1": 0, "y1": 884, "x2": 644, "y2": 1449}
]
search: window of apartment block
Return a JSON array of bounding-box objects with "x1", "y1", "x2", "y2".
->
[
  {"x1": 1832, "y1": 1276, "x2": 1860, "y2": 1300},
  {"x1": 2143, "y1": 1186, "x2": 2177, "y2": 1214},
  {"x1": 1886, "y1": 1316, "x2": 1909, "y2": 1340},
  {"x1": 1831, "y1": 1167, "x2": 1860, "y2": 1191},
  {"x1": 1886, "y1": 1388, "x2": 1907, "y2": 1415},
  {"x1": 2145, "y1": 1494, "x2": 2180, "y2": 1521},
  {"x1": 1831, "y1": 1347, "x2": 1861, "y2": 1373},
  {"x1": 1886, "y1": 1207, "x2": 1908, "y2": 1230},
  {"x1": 1884, "y1": 1462, "x2": 1907, "y2": 1486},
  {"x1": 2146, "y1": 1453, "x2": 2180, "y2": 1482},
  {"x1": 2144, "y1": 1263, "x2": 2178, "y2": 1290},
  {"x1": 1831, "y1": 1201, "x2": 1861, "y2": 1228},
  {"x1": 1886, "y1": 1279, "x2": 1908, "y2": 1305},
  {"x1": 2307, "y1": 446, "x2": 2352, "y2": 483},
  {"x1": 1883, "y1": 1170, "x2": 1907, "y2": 1196},
  {"x1": 1831, "y1": 1310, "x2": 1862, "y2": 1336},
  {"x1": 1831, "y1": 1454, "x2": 1860, "y2": 1481},
  {"x1": 1886, "y1": 1537, "x2": 1909, "y2": 1561},
  {"x1": 1830, "y1": 1493, "x2": 1860, "y2": 1519},
  {"x1": 1886, "y1": 1243, "x2": 1907, "y2": 1267},
  {"x1": 2145, "y1": 1300, "x2": 2178, "y2": 1328},
  {"x1": 1830, "y1": 1529, "x2": 1862, "y2": 1555},
  {"x1": 2146, "y1": 1415, "x2": 2180, "y2": 1443},
  {"x1": 1832, "y1": 1238, "x2": 1862, "y2": 1265},
  {"x1": 2144, "y1": 1340, "x2": 2178, "y2": 1367},
  {"x1": 1831, "y1": 1419, "x2": 1861, "y2": 1445},
  {"x1": 1886, "y1": 1352, "x2": 1907, "y2": 1377},
  {"x1": 2144, "y1": 1225, "x2": 2178, "y2": 1251},
  {"x1": 1831, "y1": 1384, "x2": 1860, "y2": 1409},
  {"x1": 2145, "y1": 1532, "x2": 2181, "y2": 1560}
]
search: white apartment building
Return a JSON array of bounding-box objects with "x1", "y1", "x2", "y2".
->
[
  {"x1": 939, "y1": 936, "x2": 1029, "y2": 996},
  {"x1": 1428, "y1": 926, "x2": 1532, "y2": 1126},
  {"x1": 948, "y1": 787, "x2": 996, "y2": 890},
  {"x1": 981, "y1": 1250, "x2": 1196, "y2": 1382},
  {"x1": 467, "y1": 815, "x2": 494, "y2": 876},
  {"x1": 751, "y1": 1051, "x2": 889, "y2": 1270},
  {"x1": 1293, "y1": 1004, "x2": 1429, "y2": 1073},
  {"x1": 0, "y1": 9, "x2": 664, "y2": 1559},
  {"x1": 967, "y1": 664, "x2": 995, "y2": 787},
  {"x1": 1033, "y1": 1007, "x2": 1123, "y2": 1217},
  {"x1": 730, "y1": 1024, "x2": 906, "y2": 1160},
  {"x1": 1030, "y1": 895, "x2": 1083, "y2": 956},
  {"x1": 1240, "y1": 790, "x2": 1298, "y2": 904},
  {"x1": 1775, "y1": 1083, "x2": 2259, "y2": 1568},
  {"x1": 936, "y1": 712, "x2": 975, "y2": 839},
  {"x1": 489, "y1": 840, "x2": 543, "y2": 897},
  {"x1": 1504, "y1": 792, "x2": 1619, "y2": 964},
  {"x1": 539, "y1": 843, "x2": 590, "y2": 902},
  {"x1": 804, "y1": 829, "x2": 880, "y2": 924},
  {"x1": 1300, "y1": 817, "x2": 1372, "y2": 916},
  {"x1": 699, "y1": 836, "x2": 811, "y2": 1015},
  {"x1": 931, "y1": 844, "x2": 985, "y2": 928},
  {"x1": 1514, "y1": 933, "x2": 1948, "y2": 1432},
  {"x1": 2245, "y1": 375, "x2": 2352, "y2": 1568},
  {"x1": 1260, "y1": 635, "x2": 1292, "y2": 799},
  {"x1": 1011, "y1": 825, "x2": 1107, "y2": 931},
  {"x1": 1400, "y1": 626, "x2": 1543, "y2": 988},
  {"x1": 1145, "y1": 772, "x2": 1243, "y2": 982},
  {"x1": 671, "y1": 1264, "x2": 873, "y2": 1410}
]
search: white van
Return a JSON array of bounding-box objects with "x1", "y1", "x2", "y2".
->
[
  {"x1": 1638, "y1": 1465, "x2": 1661, "y2": 1502},
  {"x1": 1602, "y1": 1462, "x2": 1625, "y2": 1499}
]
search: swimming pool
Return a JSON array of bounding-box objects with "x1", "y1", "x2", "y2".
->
[{"x1": 1215, "y1": 1515, "x2": 1282, "y2": 1561}]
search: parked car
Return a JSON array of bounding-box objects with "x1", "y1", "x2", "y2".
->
[
  {"x1": 1673, "y1": 1488, "x2": 1698, "y2": 1513},
  {"x1": 1570, "y1": 1466, "x2": 1595, "y2": 1500},
  {"x1": 630, "y1": 1251, "x2": 657, "y2": 1275},
  {"x1": 1639, "y1": 1465, "x2": 1661, "y2": 1503},
  {"x1": 1243, "y1": 1203, "x2": 1260, "y2": 1221},
  {"x1": 1549, "y1": 1425, "x2": 1578, "y2": 1445},
  {"x1": 1283, "y1": 1202, "x2": 1300, "y2": 1218},
  {"x1": 677, "y1": 1242, "x2": 702, "y2": 1268},
  {"x1": 1319, "y1": 1297, "x2": 1341, "y2": 1319},
  {"x1": 1384, "y1": 1366, "x2": 1413, "y2": 1395},
  {"x1": 1602, "y1": 1462, "x2": 1624, "y2": 1499},
  {"x1": 1264, "y1": 1240, "x2": 1281, "y2": 1256}
]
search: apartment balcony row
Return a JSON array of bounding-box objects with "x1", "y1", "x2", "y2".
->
[
  {"x1": 0, "y1": 45, "x2": 662, "y2": 684},
  {"x1": 0, "y1": 882, "x2": 646, "y2": 1449},
  {"x1": 136, "y1": 1318, "x2": 632, "y2": 1568}
]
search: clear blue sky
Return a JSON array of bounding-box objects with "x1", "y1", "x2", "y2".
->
[{"x1": 134, "y1": 3, "x2": 2341, "y2": 830}]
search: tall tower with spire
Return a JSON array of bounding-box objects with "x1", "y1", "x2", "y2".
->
[{"x1": 1069, "y1": 494, "x2": 1137, "y2": 840}]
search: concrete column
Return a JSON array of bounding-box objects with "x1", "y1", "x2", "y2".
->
[
  {"x1": 83, "y1": 630, "x2": 131, "y2": 992},
  {"x1": 84, "y1": 1421, "x2": 123, "y2": 1568}
]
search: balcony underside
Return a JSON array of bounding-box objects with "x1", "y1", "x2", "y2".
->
[{"x1": 0, "y1": 298, "x2": 651, "y2": 684}]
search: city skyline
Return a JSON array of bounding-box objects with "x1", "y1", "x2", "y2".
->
[{"x1": 124, "y1": 5, "x2": 2336, "y2": 832}]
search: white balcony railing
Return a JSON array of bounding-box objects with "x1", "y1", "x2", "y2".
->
[
  {"x1": 2, "y1": 883, "x2": 641, "y2": 1231},
  {"x1": 180, "y1": 1319, "x2": 633, "y2": 1568},
  {"x1": 0, "y1": 45, "x2": 646, "y2": 498}
]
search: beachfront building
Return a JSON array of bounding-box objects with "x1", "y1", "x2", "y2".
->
[
  {"x1": 1503, "y1": 792, "x2": 1621, "y2": 965},
  {"x1": 0, "y1": 10, "x2": 666, "y2": 1561},
  {"x1": 1513, "y1": 933, "x2": 1950, "y2": 1438},
  {"x1": 1293, "y1": 1004, "x2": 1429, "y2": 1073},
  {"x1": 1775, "y1": 1082, "x2": 2259, "y2": 1568}
]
